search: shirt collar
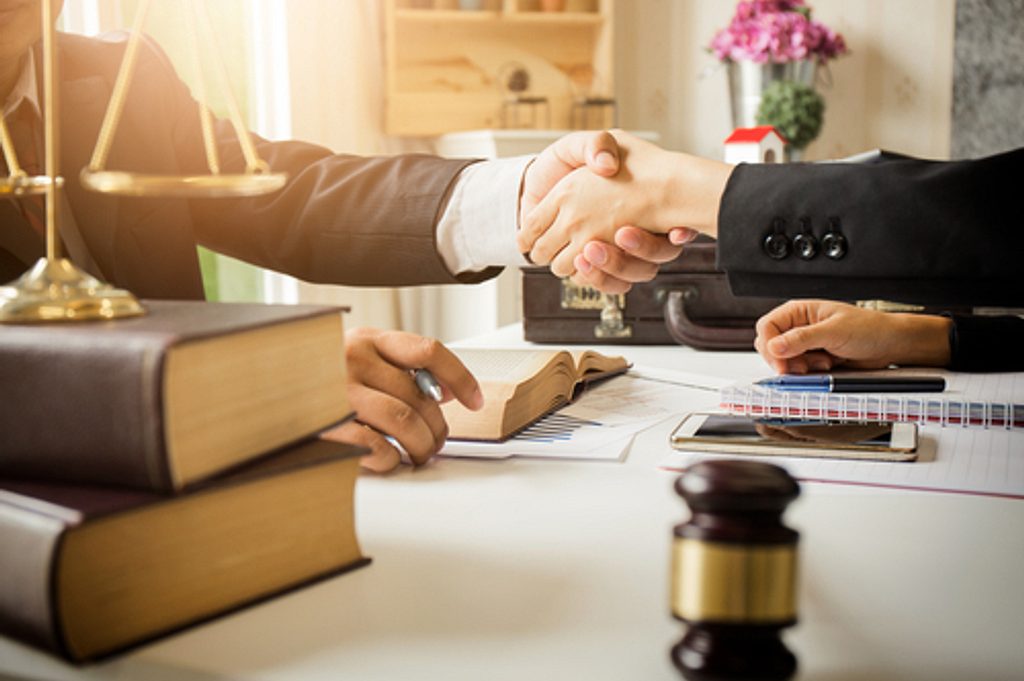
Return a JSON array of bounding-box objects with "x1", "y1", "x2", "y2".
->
[{"x1": 3, "y1": 49, "x2": 41, "y2": 120}]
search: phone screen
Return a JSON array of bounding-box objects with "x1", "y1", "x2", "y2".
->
[{"x1": 695, "y1": 414, "x2": 894, "y2": 448}]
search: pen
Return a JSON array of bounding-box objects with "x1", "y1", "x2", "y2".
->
[
  {"x1": 413, "y1": 368, "x2": 443, "y2": 402},
  {"x1": 756, "y1": 375, "x2": 946, "y2": 393}
]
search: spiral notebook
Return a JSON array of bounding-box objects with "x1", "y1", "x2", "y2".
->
[{"x1": 720, "y1": 371, "x2": 1024, "y2": 430}]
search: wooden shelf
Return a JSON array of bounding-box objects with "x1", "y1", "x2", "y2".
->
[{"x1": 385, "y1": 0, "x2": 614, "y2": 136}]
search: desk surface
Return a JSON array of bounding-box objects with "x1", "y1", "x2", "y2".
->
[{"x1": 4, "y1": 326, "x2": 1023, "y2": 681}]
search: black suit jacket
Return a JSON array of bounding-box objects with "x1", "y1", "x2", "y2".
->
[
  {"x1": 1, "y1": 33, "x2": 500, "y2": 299},
  {"x1": 717, "y1": 148, "x2": 1024, "y2": 307}
]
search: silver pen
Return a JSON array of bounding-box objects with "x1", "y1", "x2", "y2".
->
[{"x1": 413, "y1": 368, "x2": 443, "y2": 402}]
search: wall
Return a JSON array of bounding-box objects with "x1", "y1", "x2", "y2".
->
[
  {"x1": 615, "y1": 0, "x2": 956, "y2": 161},
  {"x1": 952, "y1": 0, "x2": 1024, "y2": 158}
]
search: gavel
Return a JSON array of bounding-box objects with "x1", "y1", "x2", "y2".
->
[{"x1": 670, "y1": 460, "x2": 801, "y2": 681}]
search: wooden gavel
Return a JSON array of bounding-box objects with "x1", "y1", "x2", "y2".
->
[{"x1": 670, "y1": 460, "x2": 801, "y2": 681}]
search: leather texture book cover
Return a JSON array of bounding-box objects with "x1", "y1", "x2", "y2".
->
[
  {"x1": 0, "y1": 437, "x2": 369, "y2": 663},
  {"x1": 0, "y1": 300, "x2": 351, "y2": 492}
]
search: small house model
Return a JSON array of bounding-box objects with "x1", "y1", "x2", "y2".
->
[{"x1": 723, "y1": 126, "x2": 787, "y2": 164}]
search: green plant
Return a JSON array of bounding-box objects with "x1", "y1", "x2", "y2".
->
[{"x1": 756, "y1": 80, "x2": 825, "y2": 150}]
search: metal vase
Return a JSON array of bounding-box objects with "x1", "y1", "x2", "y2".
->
[{"x1": 727, "y1": 60, "x2": 817, "y2": 130}]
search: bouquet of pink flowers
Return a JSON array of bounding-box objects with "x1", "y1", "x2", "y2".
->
[{"x1": 710, "y1": 0, "x2": 847, "y2": 64}]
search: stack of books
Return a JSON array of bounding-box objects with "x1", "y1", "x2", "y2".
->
[{"x1": 0, "y1": 300, "x2": 368, "y2": 662}]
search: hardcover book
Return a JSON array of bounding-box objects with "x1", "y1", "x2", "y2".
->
[
  {"x1": 0, "y1": 438, "x2": 368, "y2": 662},
  {"x1": 442, "y1": 348, "x2": 629, "y2": 441},
  {"x1": 0, "y1": 300, "x2": 350, "y2": 491}
]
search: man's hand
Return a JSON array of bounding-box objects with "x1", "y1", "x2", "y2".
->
[
  {"x1": 754, "y1": 300, "x2": 953, "y2": 374},
  {"x1": 321, "y1": 328, "x2": 483, "y2": 473},
  {"x1": 522, "y1": 130, "x2": 692, "y2": 292},
  {"x1": 520, "y1": 130, "x2": 619, "y2": 223}
]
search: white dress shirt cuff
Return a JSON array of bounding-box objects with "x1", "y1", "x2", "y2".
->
[{"x1": 436, "y1": 155, "x2": 534, "y2": 275}]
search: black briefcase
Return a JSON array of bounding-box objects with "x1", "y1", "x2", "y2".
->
[{"x1": 521, "y1": 239, "x2": 786, "y2": 350}]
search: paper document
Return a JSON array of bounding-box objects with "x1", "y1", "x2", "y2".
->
[{"x1": 441, "y1": 366, "x2": 726, "y2": 461}]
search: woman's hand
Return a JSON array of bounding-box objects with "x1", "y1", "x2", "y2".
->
[{"x1": 755, "y1": 300, "x2": 953, "y2": 374}]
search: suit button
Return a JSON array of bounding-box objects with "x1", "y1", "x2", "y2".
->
[
  {"x1": 763, "y1": 232, "x2": 791, "y2": 259},
  {"x1": 822, "y1": 231, "x2": 847, "y2": 259},
  {"x1": 793, "y1": 233, "x2": 818, "y2": 259}
]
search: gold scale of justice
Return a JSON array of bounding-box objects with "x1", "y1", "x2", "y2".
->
[{"x1": 0, "y1": 0, "x2": 286, "y2": 323}]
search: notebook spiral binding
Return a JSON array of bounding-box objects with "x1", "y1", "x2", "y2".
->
[{"x1": 720, "y1": 385, "x2": 1024, "y2": 430}]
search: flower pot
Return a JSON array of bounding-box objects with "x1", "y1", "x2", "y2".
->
[{"x1": 727, "y1": 59, "x2": 816, "y2": 130}]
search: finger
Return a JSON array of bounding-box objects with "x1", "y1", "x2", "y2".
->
[
  {"x1": 321, "y1": 421, "x2": 401, "y2": 474},
  {"x1": 581, "y1": 130, "x2": 620, "y2": 177},
  {"x1": 581, "y1": 240, "x2": 660, "y2": 283},
  {"x1": 550, "y1": 242, "x2": 579, "y2": 279},
  {"x1": 613, "y1": 226, "x2": 685, "y2": 264},
  {"x1": 519, "y1": 187, "x2": 564, "y2": 254},
  {"x1": 520, "y1": 131, "x2": 619, "y2": 222},
  {"x1": 767, "y1": 323, "x2": 830, "y2": 359},
  {"x1": 755, "y1": 301, "x2": 810, "y2": 352},
  {"x1": 346, "y1": 383, "x2": 441, "y2": 465},
  {"x1": 366, "y1": 331, "x2": 483, "y2": 411},
  {"x1": 668, "y1": 227, "x2": 700, "y2": 245},
  {"x1": 800, "y1": 351, "x2": 838, "y2": 373},
  {"x1": 571, "y1": 254, "x2": 633, "y2": 294},
  {"x1": 529, "y1": 208, "x2": 577, "y2": 266}
]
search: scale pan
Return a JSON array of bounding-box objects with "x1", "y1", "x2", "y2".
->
[
  {"x1": 80, "y1": 170, "x2": 287, "y2": 198},
  {"x1": 0, "y1": 175, "x2": 61, "y2": 196}
]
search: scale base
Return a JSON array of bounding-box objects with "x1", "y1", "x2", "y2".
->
[{"x1": 0, "y1": 257, "x2": 146, "y2": 323}]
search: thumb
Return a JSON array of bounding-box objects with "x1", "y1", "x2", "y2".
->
[
  {"x1": 550, "y1": 130, "x2": 619, "y2": 175},
  {"x1": 767, "y1": 323, "x2": 829, "y2": 359},
  {"x1": 584, "y1": 130, "x2": 620, "y2": 176}
]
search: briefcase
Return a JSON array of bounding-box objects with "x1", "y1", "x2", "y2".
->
[{"x1": 521, "y1": 239, "x2": 786, "y2": 350}]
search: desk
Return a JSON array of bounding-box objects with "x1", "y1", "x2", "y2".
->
[{"x1": 3, "y1": 326, "x2": 1023, "y2": 680}]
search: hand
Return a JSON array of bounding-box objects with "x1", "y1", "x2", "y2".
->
[
  {"x1": 570, "y1": 226, "x2": 700, "y2": 294},
  {"x1": 321, "y1": 328, "x2": 484, "y2": 473},
  {"x1": 522, "y1": 131, "x2": 697, "y2": 291},
  {"x1": 754, "y1": 300, "x2": 953, "y2": 374},
  {"x1": 520, "y1": 130, "x2": 620, "y2": 222},
  {"x1": 519, "y1": 131, "x2": 730, "y2": 278}
]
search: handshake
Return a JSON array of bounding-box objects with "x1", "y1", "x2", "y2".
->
[{"x1": 516, "y1": 129, "x2": 734, "y2": 295}]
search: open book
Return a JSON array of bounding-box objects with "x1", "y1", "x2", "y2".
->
[{"x1": 442, "y1": 349, "x2": 630, "y2": 441}]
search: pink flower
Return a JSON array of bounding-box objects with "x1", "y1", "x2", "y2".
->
[{"x1": 709, "y1": 0, "x2": 848, "y2": 64}]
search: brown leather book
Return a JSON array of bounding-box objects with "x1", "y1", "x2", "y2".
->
[
  {"x1": 441, "y1": 348, "x2": 628, "y2": 441},
  {"x1": 0, "y1": 300, "x2": 350, "y2": 491},
  {"x1": 0, "y1": 438, "x2": 368, "y2": 663}
]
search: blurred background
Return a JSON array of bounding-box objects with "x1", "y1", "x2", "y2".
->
[{"x1": 58, "y1": 0, "x2": 1024, "y2": 340}]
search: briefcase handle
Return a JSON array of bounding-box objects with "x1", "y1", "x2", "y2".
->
[{"x1": 661, "y1": 288, "x2": 757, "y2": 351}]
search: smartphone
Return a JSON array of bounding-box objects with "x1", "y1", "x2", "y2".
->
[{"x1": 670, "y1": 412, "x2": 918, "y2": 462}]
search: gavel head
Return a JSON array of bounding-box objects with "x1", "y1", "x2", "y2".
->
[{"x1": 670, "y1": 460, "x2": 801, "y2": 681}]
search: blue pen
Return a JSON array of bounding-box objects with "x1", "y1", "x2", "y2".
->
[
  {"x1": 756, "y1": 375, "x2": 946, "y2": 393},
  {"x1": 413, "y1": 368, "x2": 443, "y2": 402}
]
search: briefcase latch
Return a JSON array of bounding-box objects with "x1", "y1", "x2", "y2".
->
[{"x1": 560, "y1": 280, "x2": 632, "y2": 339}]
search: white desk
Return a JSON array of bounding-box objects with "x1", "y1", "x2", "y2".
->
[{"x1": 3, "y1": 326, "x2": 1023, "y2": 680}]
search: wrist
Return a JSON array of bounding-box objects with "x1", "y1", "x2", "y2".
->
[
  {"x1": 889, "y1": 314, "x2": 953, "y2": 367},
  {"x1": 662, "y1": 153, "x2": 733, "y2": 237}
]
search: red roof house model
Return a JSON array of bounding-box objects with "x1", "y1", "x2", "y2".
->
[{"x1": 724, "y1": 125, "x2": 788, "y2": 145}]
